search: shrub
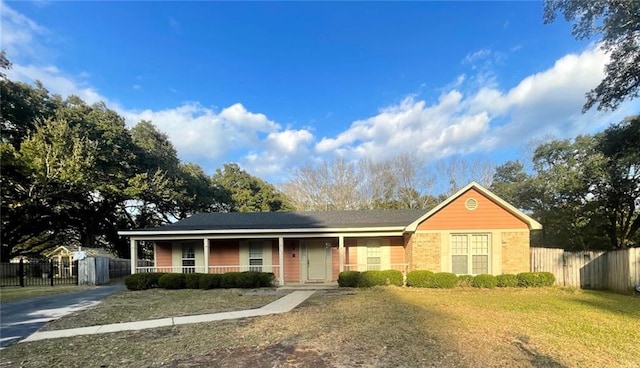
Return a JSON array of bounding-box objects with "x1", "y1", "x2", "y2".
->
[
  {"x1": 496, "y1": 274, "x2": 518, "y2": 287},
  {"x1": 457, "y1": 275, "x2": 475, "y2": 287},
  {"x1": 338, "y1": 271, "x2": 360, "y2": 287},
  {"x1": 538, "y1": 272, "x2": 556, "y2": 286},
  {"x1": 406, "y1": 270, "x2": 435, "y2": 288},
  {"x1": 356, "y1": 270, "x2": 403, "y2": 287},
  {"x1": 185, "y1": 273, "x2": 204, "y2": 289},
  {"x1": 517, "y1": 272, "x2": 555, "y2": 287},
  {"x1": 199, "y1": 273, "x2": 222, "y2": 289},
  {"x1": 432, "y1": 272, "x2": 458, "y2": 288},
  {"x1": 219, "y1": 271, "x2": 274, "y2": 288},
  {"x1": 220, "y1": 272, "x2": 240, "y2": 288},
  {"x1": 125, "y1": 272, "x2": 166, "y2": 290},
  {"x1": 158, "y1": 273, "x2": 186, "y2": 289},
  {"x1": 473, "y1": 274, "x2": 498, "y2": 289}
]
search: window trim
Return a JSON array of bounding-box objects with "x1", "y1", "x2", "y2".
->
[
  {"x1": 450, "y1": 233, "x2": 490, "y2": 275},
  {"x1": 248, "y1": 240, "x2": 264, "y2": 272},
  {"x1": 182, "y1": 244, "x2": 196, "y2": 273}
]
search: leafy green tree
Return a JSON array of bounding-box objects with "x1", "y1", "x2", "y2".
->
[
  {"x1": 212, "y1": 163, "x2": 292, "y2": 212},
  {"x1": 595, "y1": 115, "x2": 640, "y2": 247},
  {"x1": 544, "y1": 0, "x2": 640, "y2": 111},
  {"x1": 492, "y1": 117, "x2": 640, "y2": 249}
]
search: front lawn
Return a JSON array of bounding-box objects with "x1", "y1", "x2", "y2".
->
[
  {"x1": 42, "y1": 288, "x2": 288, "y2": 331},
  {"x1": 1, "y1": 287, "x2": 638, "y2": 367}
]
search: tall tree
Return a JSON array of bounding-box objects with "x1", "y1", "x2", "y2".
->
[
  {"x1": 544, "y1": 0, "x2": 640, "y2": 111},
  {"x1": 212, "y1": 163, "x2": 291, "y2": 212}
]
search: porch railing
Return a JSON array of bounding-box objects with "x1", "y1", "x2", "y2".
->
[
  {"x1": 136, "y1": 265, "x2": 281, "y2": 275},
  {"x1": 343, "y1": 263, "x2": 409, "y2": 274}
]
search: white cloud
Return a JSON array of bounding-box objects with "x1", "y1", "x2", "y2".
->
[
  {"x1": 314, "y1": 44, "x2": 638, "y2": 164},
  {"x1": 0, "y1": 1, "x2": 49, "y2": 58},
  {"x1": 4, "y1": 2, "x2": 638, "y2": 183}
]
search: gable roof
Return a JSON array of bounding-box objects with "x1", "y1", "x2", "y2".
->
[
  {"x1": 120, "y1": 209, "x2": 426, "y2": 236},
  {"x1": 405, "y1": 181, "x2": 542, "y2": 231}
]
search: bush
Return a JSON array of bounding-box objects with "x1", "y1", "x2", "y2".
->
[
  {"x1": 125, "y1": 272, "x2": 166, "y2": 290},
  {"x1": 432, "y1": 272, "x2": 458, "y2": 288},
  {"x1": 406, "y1": 270, "x2": 435, "y2": 288},
  {"x1": 496, "y1": 274, "x2": 518, "y2": 287},
  {"x1": 472, "y1": 274, "x2": 498, "y2": 289},
  {"x1": 517, "y1": 272, "x2": 556, "y2": 287},
  {"x1": 338, "y1": 271, "x2": 360, "y2": 287},
  {"x1": 199, "y1": 273, "x2": 222, "y2": 289},
  {"x1": 219, "y1": 271, "x2": 274, "y2": 288},
  {"x1": 158, "y1": 273, "x2": 186, "y2": 289},
  {"x1": 457, "y1": 275, "x2": 475, "y2": 287},
  {"x1": 185, "y1": 273, "x2": 204, "y2": 289},
  {"x1": 356, "y1": 270, "x2": 403, "y2": 287},
  {"x1": 538, "y1": 272, "x2": 556, "y2": 286}
]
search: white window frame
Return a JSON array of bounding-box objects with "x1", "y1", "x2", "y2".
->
[
  {"x1": 248, "y1": 241, "x2": 263, "y2": 272},
  {"x1": 366, "y1": 239, "x2": 382, "y2": 271},
  {"x1": 451, "y1": 233, "x2": 490, "y2": 275},
  {"x1": 182, "y1": 245, "x2": 195, "y2": 273}
]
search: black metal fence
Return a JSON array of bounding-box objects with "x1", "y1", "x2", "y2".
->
[{"x1": 0, "y1": 259, "x2": 78, "y2": 287}]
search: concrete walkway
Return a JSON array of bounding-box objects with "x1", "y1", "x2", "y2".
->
[
  {"x1": 0, "y1": 283, "x2": 125, "y2": 348},
  {"x1": 22, "y1": 290, "x2": 316, "y2": 343}
]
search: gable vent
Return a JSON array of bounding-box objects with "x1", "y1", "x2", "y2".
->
[{"x1": 465, "y1": 198, "x2": 478, "y2": 211}]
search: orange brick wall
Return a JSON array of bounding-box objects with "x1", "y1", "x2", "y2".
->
[
  {"x1": 155, "y1": 242, "x2": 172, "y2": 267},
  {"x1": 418, "y1": 188, "x2": 528, "y2": 230},
  {"x1": 209, "y1": 240, "x2": 239, "y2": 266},
  {"x1": 501, "y1": 231, "x2": 530, "y2": 274}
]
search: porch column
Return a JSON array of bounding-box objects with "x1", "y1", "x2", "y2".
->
[
  {"x1": 278, "y1": 237, "x2": 284, "y2": 286},
  {"x1": 203, "y1": 238, "x2": 210, "y2": 273},
  {"x1": 130, "y1": 238, "x2": 137, "y2": 274},
  {"x1": 339, "y1": 235, "x2": 345, "y2": 272}
]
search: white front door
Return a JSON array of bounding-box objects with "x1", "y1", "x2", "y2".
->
[{"x1": 305, "y1": 241, "x2": 327, "y2": 281}]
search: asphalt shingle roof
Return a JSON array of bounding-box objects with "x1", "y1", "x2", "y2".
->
[{"x1": 142, "y1": 210, "x2": 427, "y2": 231}]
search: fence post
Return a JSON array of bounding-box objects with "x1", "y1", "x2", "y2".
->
[
  {"x1": 50, "y1": 259, "x2": 54, "y2": 286},
  {"x1": 19, "y1": 259, "x2": 24, "y2": 287}
]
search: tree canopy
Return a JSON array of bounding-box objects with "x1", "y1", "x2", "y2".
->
[
  {"x1": 544, "y1": 0, "x2": 640, "y2": 111},
  {"x1": 0, "y1": 57, "x2": 285, "y2": 260},
  {"x1": 491, "y1": 116, "x2": 640, "y2": 249}
]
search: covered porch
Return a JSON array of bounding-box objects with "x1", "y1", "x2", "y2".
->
[{"x1": 128, "y1": 233, "x2": 409, "y2": 286}]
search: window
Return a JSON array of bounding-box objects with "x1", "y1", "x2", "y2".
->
[
  {"x1": 366, "y1": 239, "x2": 382, "y2": 270},
  {"x1": 451, "y1": 234, "x2": 490, "y2": 275},
  {"x1": 366, "y1": 245, "x2": 381, "y2": 270},
  {"x1": 249, "y1": 241, "x2": 263, "y2": 272},
  {"x1": 182, "y1": 245, "x2": 195, "y2": 273}
]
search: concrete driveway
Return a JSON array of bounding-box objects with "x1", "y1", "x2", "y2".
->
[{"x1": 0, "y1": 283, "x2": 125, "y2": 348}]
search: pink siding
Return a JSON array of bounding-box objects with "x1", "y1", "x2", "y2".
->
[
  {"x1": 209, "y1": 240, "x2": 239, "y2": 266},
  {"x1": 155, "y1": 242, "x2": 172, "y2": 267}
]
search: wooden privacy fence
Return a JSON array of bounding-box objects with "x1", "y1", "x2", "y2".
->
[
  {"x1": 531, "y1": 247, "x2": 640, "y2": 294},
  {"x1": 77, "y1": 258, "x2": 152, "y2": 286}
]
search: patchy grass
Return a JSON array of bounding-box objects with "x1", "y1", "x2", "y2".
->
[
  {"x1": 41, "y1": 288, "x2": 287, "y2": 331},
  {"x1": 0, "y1": 285, "x2": 91, "y2": 303},
  {"x1": 1, "y1": 287, "x2": 638, "y2": 368}
]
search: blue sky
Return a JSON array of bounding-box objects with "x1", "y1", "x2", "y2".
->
[{"x1": 2, "y1": 1, "x2": 638, "y2": 189}]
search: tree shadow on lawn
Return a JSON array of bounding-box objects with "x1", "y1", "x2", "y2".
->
[
  {"x1": 159, "y1": 288, "x2": 568, "y2": 368},
  {"x1": 573, "y1": 290, "x2": 640, "y2": 318}
]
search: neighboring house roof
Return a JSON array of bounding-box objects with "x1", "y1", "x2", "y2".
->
[
  {"x1": 44, "y1": 245, "x2": 116, "y2": 259},
  {"x1": 405, "y1": 181, "x2": 542, "y2": 231}
]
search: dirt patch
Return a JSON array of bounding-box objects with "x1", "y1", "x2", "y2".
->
[{"x1": 153, "y1": 343, "x2": 331, "y2": 368}]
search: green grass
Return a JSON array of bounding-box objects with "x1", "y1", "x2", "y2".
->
[
  {"x1": 0, "y1": 285, "x2": 90, "y2": 303},
  {"x1": 1, "y1": 287, "x2": 638, "y2": 367}
]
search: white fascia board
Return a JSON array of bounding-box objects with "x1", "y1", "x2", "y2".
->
[
  {"x1": 118, "y1": 226, "x2": 405, "y2": 237},
  {"x1": 121, "y1": 230, "x2": 405, "y2": 241}
]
